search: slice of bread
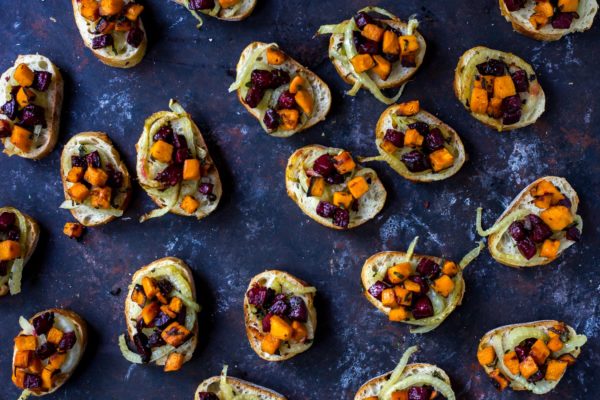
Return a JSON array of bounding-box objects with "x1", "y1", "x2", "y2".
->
[
  {"x1": 136, "y1": 101, "x2": 222, "y2": 221},
  {"x1": 373, "y1": 104, "x2": 467, "y2": 182},
  {"x1": 486, "y1": 176, "x2": 580, "y2": 267},
  {"x1": 195, "y1": 375, "x2": 287, "y2": 400},
  {"x1": 60, "y1": 132, "x2": 132, "y2": 226},
  {"x1": 234, "y1": 42, "x2": 332, "y2": 137},
  {"x1": 454, "y1": 46, "x2": 545, "y2": 131},
  {"x1": 244, "y1": 270, "x2": 317, "y2": 362},
  {"x1": 124, "y1": 257, "x2": 198, "y2": 367},
  {"x1": 12, "y1": 308, "x2": 87, "y2": 397},
  {"x1": 173, "y1": 0, "x2": 257, "y2": 22},
  {"x1": 328, "y1": 19, "x2": 426, "y2": 90},
  {"x1": 0, "y1": 54, "x2": 63, "y2": 159},
  {"x1": 71, "y1": 0, "x2": 147, "y2": 68},
  {"x1": 285, "y1": 145, "x2": 387, "y2": 230},
  {"x1": 499, "y1": 0, "x2": 598, "y2": 41},
  {"x1": 478, "y1": 320, "x2": 585, "y2": 392}
]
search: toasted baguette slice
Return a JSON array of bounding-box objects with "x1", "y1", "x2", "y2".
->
[
  {"x1": 478, "y1": 320, "x2": 587, "y2": 394},
  {"x1": 0, "y1": 207, "x2": 39, "y2": 297},
  {"x1": 499, "y1": 0, "x2": 598, "y2": 41},
  {"x1": 372, "y1": 102, "x2": 466, "y2": 182},
  {"x1": 12, "y1": 308, "x2": 87, "y2": 397},
  {"x1": 0, "y1": 54, "x2": 63, "y2": 159},
  {"x1": 136, "y1": 100, "x2": 222, "y2": 222},
  {"x1": 355, "y1": 346, "x2": 455, "y2": 399},
  {"x1": 71, "y1": 0, "x2": 147, "y2": 68},
  {"x1": 123, "y1": 257, "x2": 198, "y2": 368},
  {"x1": 482, "y1": 176, "x2": 581, "y2": 268},
  {"x1": 454, "y1": 46, "x2": 545, "y2": 131},
  {"x1": 173, "y1": 0, "x2": 257, "y2": 22},
  {"x1": 285, "y1": 145, "x2": 387, "y2": 230},
  {"x1": 60, "y1": 132, "x2": 132, "y2": 226},
  {"x1": 244, "y1": 270, "x2": 317, "y2": 362},
  {"x1": 195, "y1": 370, "x2": 287, "y2": 400},
  {"x1": 232, "y1": 42, "x2": 332, "y2": 137}
]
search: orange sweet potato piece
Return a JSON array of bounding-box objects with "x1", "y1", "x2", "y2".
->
[
  {"x1": 181, "y1": 195, "x2": 199, "y2": 214},
  {"x1": 559, "y1": 0, "x2": 579, "y2": 12},
  {"x1": 489, "y1": 369, "x2": 509, "y2": 391},
  {"x1": 84, "y1": 167, "x2": 108, "y2": 187},
  {"x1": 442, "y1": 261, "x2": 458, "y2": 276},
  {"x1": 391, "y1": 391, "x2": 408, "y2": 400},
  {"x1": 183, "y1": 159, "x2": 201, "y2": 181},
  {"x1": 14, "y1": 335, "x2": 37, "y2": 351},
  {"x1": 14, "y1": 351, "x2": 31, "y2": 369},
  {"x1": 404, "y1": 128, "x2": 424, "y2": 147},
  {"x1": 80, "y1": 0, "x2": 100, "y2": 20},
  {"x1": 67, "y1": 167, "x2": 84, "y2": 183},
  {"x1": 348, "y1": 176, "x2": 369, "y2": 199},
  {"x1": 361, "y1": 23, "x2": 385, "y2": 42},
  {"x1": 90, "y1": 186, "x2": 112, "y2": 209},
  {"x1": 0, "y1": 240, "x2": 21, "y2": 261},
  {"x1": 289, "y1": 75, "x2": 306, "y2": 94},
  {"x1": 294, "y1": 90, "x2": 313, "y2": 115},
  {"x1": 547, "y1": 336, "x2": 564, "y2": 352},
  {"x1": 333, "y1": 191, "x2": 353, "y2": 209},
  {"x1": 372, "y1": 55, "x2": 392, "y2": 80},
  {"x1": 47, "y1": 327, "x2": 64, "y2": 345},
  {"x1": 261, "y1": 334, "x2": 281, "y2": 354},
  {"x1": 14, "y1": 64, "x2": 34, "y2": 87},
  {"x1": 503, "y1": 351, "x2": 520, "y2": 375},
  {"x1": 493, "y1": 76, "x2": 517, "y2": 99},
  {"x1": 12, "y1": 369, "x2": 26, "y2": 389},
  {"x1": 429, "y1": 148, "x2": 454, "y2": 172},
  {"x1": 350, "y1": 54, "x2": 375, "y2": 73},
  {"x1": 142, "y1": 276, "x2": 159, "y2": 299},
  {"x1": 169, "y1": 297, "x2": 183, "y2": 313},
  {"x1": 389, "y1": 307, "x2": 408, "y2": 321},
  {"x1": 49, "y1": 353, "x2": 66, "y2": 369},
  {"x1": 540, "y1": 206, "x2": 573, "y2": 231},
  {"x1": 16, "y1": 87, "x2": 35, "y2": 108},
  {"x1": 519, "y1": 355, "x2": 539, "y2": 379},
  {"x1": 380, "y1": 140, "x2": 398, "y2": 154},
  {"x1": 142, "y1": 301, "x2": 160, "y2": 325},
  {"x1": 470, "y1": 87, "x2": 489, "y2": 114},
  {"x1": 291, "y1": 320, "x2": 308, "y2": 342},
  {"x1": 477, "y1": 346, "x2": 496, "y2": 366},
  {"x1": 432, "y1": 274, "x2": 455, "y2": 297},
  {"x1": 270, "y1": 315, "x2": 293, "y2": 340},
  {"x1": 333, "y1": 151, "x2": 356, "y2": 174},
  {"x1": 540, "y1": 239, "x2": 560, "y2": 259},
  {"x1": 387, "y1": 263, "x2": 411, "y2": 284},
  {"x1": 278, "y1": 109, "x2": 299, "y2": 130},
  {"x1": 545, "y1": 359, "x2": 568, "y2": 381},
  {"x1": 150, "y1": 140, "x2": 173, "y2": 163},
  {"x1": 393, "y1": 286, "x2": 412, "y2": 306},
  {"x1": 10, "y1": 125, "x2": 33, "y2": 152},
  {"x1": 41, "y1": 366, "x2": 56, "y2": 390},
  {"x1": 403, "y1": 279, "x2": 421, "y2": 293},
  {"x1": 124, "y1": 3, "x2": 144, "y2": 20},
  {"x1": 382, "y1": 30, "x2": 400, "y2": 55},
  {"x1": 380, "y1": 288, "x2": 397, "y2": 308},
  {"x1": 100, "y1": 0, "x2": 124, "y2": 16},
  {"x1": 68, "y1": 183, "x2": 90, "y2": 203},
  {"x1": 164, "y1": 352, "x2": 185, "y2": 372},
  {"x1": 161, "y1": 322, "x2": 191, "y2": 347},
  {"x1": 398, "y1": 35, "x2": 419, "y2": 55},
  {"x1": 309, "y1": 177, "x2": 325, "y2": 197},
  {"x1": 266, "y1": 48, "x2": 286, "y2": 65},
  {"x1": 397, "y1": 100, "x2": 420, "y2": 116},
  {"x1": 63, "y1": 222, "x2": 84, "y2": 239},
  {"x1": 530, "y1": 339, "x2": 550, "y2": 365},
  {"x1": 535, "y1": 1, "x2": 555, "y2": 17}
]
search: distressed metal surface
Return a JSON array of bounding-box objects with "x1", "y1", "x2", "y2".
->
[{"x1": 1, "y1": 1, "x2": 599, "y2": 399}]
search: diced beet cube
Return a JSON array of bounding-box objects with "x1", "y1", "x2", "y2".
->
[
  {"x1": 552, "y1": 12, "x2": 575, "y2": 29},
  {"x1": 354, "y1": 34, "x2": 380, "y2": 55},
  {"x1": 7, "y1": 226, "x2": 20, "y2": 241},
  {"x1": 476, "y1": 59, "x2": 507, "y2": 76},
  {"x1": 0, "y1": 261, "x2": 8, "y2": 276},
  {"x1": 71, "y1": 155, "x2": 87, "y2": 168},
  {"x1": 133, "y1": 333, "x2": 151, "y2": 363},
  {"x1": 408, "y1": 276, "x2": 429, "y2": 294},
  {"x1": 0, "y1": 212, "x2": 16, "y2": 231},
  {"x1": 412, "y1": 296, "x2": 434, "y2": 319},
  {"x1": 32, "y1": 71, "x2": 52, "y2": 92},
  {"x1": 92, "y1": 34, "x2": 114, "y2": 49},
  {"x1": 24, "y1": 374, "x2": 42, "y2": 389},
  {"x1": 32, "y1": 312, "x2": 54, "y2": 335},
  {"x1": 511, "y1": 69, "x2": 529, "y2": 93},
  {"x1": 401, "y1": 150, "x2": 430, "y2": 172},
  {"x1": 313, "y1": 154, "x2": 335, "y2": 177},
  {"x1": 58, "y1": 331, "x2": 77, "y2": 351},
  {"x1": 0, "y1": 119, "x2": 11, "y2": 138},
  {"x1": 269, "y1": 294, "x2": 288, "y2": 316},
  {"x1": 152, "y1": 311, "x2": 172, "y2": 329},
  {"x1": 198, "y1": 182, "x2": 214, "y2": 195},
  {"x1": 288, "y1": 296, "x2": 308, "y2": 322},
  {"x1": 525, "y1": 214, "x2": 552, "y2": 243},
  {"x1": 127, "y1": 27, "x2": 144, "y2": 48},
  {"x1": 517, "y1": 237, "x2": 537, "y2": 259},
  {"x1": 277, "y1": 90, "x2": 296, "y2": 109},
  {"x1": 106, "y1": 165, "x2": 123, "y2": 188},
  {"x1": 416, "y1": 258, "x2": 440, "y2": 278},
  {"x1": 423, "y1": 128, "x2": 445, "y2": 153},
  {"x1": 263, "y1": 108, "x2": 280, "y2": 131},
  {"x1": 86, "y1": 150, "x2": 101, "y2": 168},
  {"x1": 155, "y1": 165, "x2": 182, "y2": 187},
  {"x1": 189, "y1": 0, "x2": 214, "y2": 10},
  {"x1": 1, "y1": 99, "x2": 18, "y2": 120},
  {"x1": 557, "y1": 197, "x2": 572, "y2": 208},
  {"x1": 325, "y1": 172, "x2": 344, "y2": 184},
  {"x1": 528, "y1": 370, "x2": 544, "y2": 382},
  {"x1": 408, "y1": 386, "x2": 433, "y2": 400},
  {"x1": 502, "y1": 110, "x2": 522, "y2": 125},
  {"x1": 250, "y1": 70, "x2": 273, "y2": 90},
  {"x1": 35, "y1": 342, "x2": 56, "y2": 360},
  {"x1": 246, "y1": 284, "x2": 274, "y2": 308},
  {"x1": 244, "y1": 85, "x2": 264, "y2": 108},
  {"x1": 333, "y1": 208, "x2": 350, "y2": 228},
  {"x1": 354, "y1": 11, "x2": 374, "y2": 29},
  {"x1": 508, "y1": 221, "x2": 527, "y2": 241},
  {"x1": 368, "y1": 281, "x2": 389, "y2": 300},
  {"x1": 269, "y1": 69, "x2": 290, "y2": 88},
  {"x1": 504, "y1": 0, "x2": 525, "y2": 11},
  {"x1": 20, "y1": 104, "x2": 46, "y2": 127},
  {"x1": 175, "y1": 147, "x2": 190, "y2": 164},
  {"x1": 172, "y1": 134, "x2": 187, "y2": 149},
  {"x1": 316, "y1": 201, "x2": 337, "y2": 218},
  {"x1": 262, "y1": 313, "x2": 273, "y2": 332},
  {"x1": 383, "y1": 129, "x2": 404, "y2": 147},
  {"x1": 407, "y1": 121, "x2": 430, "y2": 136},
  {"x1": 153, "y1": 124, "x2": 173, "y2": 143},
  {"x1": 566, "y1": 226, "x2": 581, "y2": 241},
  {"x1": 148, "y1": 330, "x2": 165, "y2": 347}
]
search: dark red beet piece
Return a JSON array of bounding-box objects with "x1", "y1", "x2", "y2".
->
[
  {"x1": 511, "y1": 69, "x2": 529, "y2": 92},
  {"x1": 269, "y1": 294, "x2": 288, "y2": 316},
  {"x1": 71, "y1": 155, "x2": 87, "y2": 168},
  {"x1": 525, "y1": 214, "x2": 552, "y2": 243},
  {"x1": 476, "y1": 59, "x2": 507, "y2": 76},
  {"x1": 566, "y1": 226, "x2": 581, "y2": 241},
  {"x1": 408, "y1": 386, "x2": 433, "y2": 400},
  {"x1": 0, "y1": 261, "x2": 8, "y2": 276},
  {"x1": 382, "y1": 52, "x2": 400, "y2": 63},
  {"x1": 528, "y1": 370, "x2": 544, "y2": 382},
  {"x1": 354, "y1": 11, "x2": 374, "y2": 29},
  {"x1": 269, "y1": 69, "x2": 290, "y2": 88},
  {"x1": 92, "y1": 34, "x2": 113, "y2": 49},
  {"x1": 401, "y1": 150, "x2": 430, "y2": 172},
  {"x1": 175, "y1": 148, "x2": 190, "y2": 164},
  {"x1": 333, "y1": 208, "x2": 350, "y2": 228},
  {"x1": 288, "y1": 296, "x2": 308, "y2": 322},
  {"x1": 412, "y1": 296, "x2": 434, "y2": 319},
  {"x1": 153, "y1": 124, "x2": 173, "y2": 143},
  {"x1": 423, "y1": 128, "x2": 445, "y2": 153},
  {"x1": 552, "y1": 12, "x2": 575, "y2": 29},
  {"x1": 408, "y1": 276, "x2": 429, "y2": 294},
  {"x1": 517, "y1": 237, "x2": 537, "y2": 259},
  {"x1": 197, "y1": 393, "x2": 219, "y2": 400},
  {"x1": 152, "y1": 311, "x2": 172, "y2": 329},
  {"x1": 313, "y1": 154, "x2": 335, "y2": 177},
  {"x1": 24, "y1": 374, "x2": 42, "y2": 389},
  {"x1": 172, "y1": 134, "x2": 187, "y2": 149},
  {"x1": 198, "y1": 182, "x2": 214, "y2": 195},
  {"x1": 1, "y1": 99, "x2": 18, "y2": 120},
  {"x1": 189, "y1": 0, "x2": 215, "y2": 10},
  {"x1": 508, "y1": 221, "x2": 527, "y2": 241},
  {"x1": 33, "y1": 312, "x2": 54, "y2": 335},
  {"x1": 35, "y1": 342, "x2": 56, "y2": 360},
  {"x1": 58, "y1": 331, "x2": 77, "y2": 351},
  {"x1": 316, "y1": 201, "x2": 338, "y2": 218},
  {"x1": 416, "y1": 258, "x2": 440, "y2": 278},
  {"x1": 105, "y1": 165, "x2": 124, "y2": 188},
  {"x1": 148, "y1": 330, "x2": 166, "y2": 347},
  {"x1": 277, "y1": 90, "x2": 296, "y2": 109},
  {"x1": 0, "y1": 120, "x2": 11, "y2": 138},
  {"x1": 368, "y1": 281, "x2": 389, "y2": 300},
  {"x1": 32, "y1": 71, "x2": 52, "y2": 92},
  {"x1": 7, "y1": 226, "x2": 20, "y2": 241},
  {"x1": 0, "y1": 212, "x2": 15, "y2": 231},
  {"x1": 557, "y1": 197, "x2": 572, "y2": 208},
  {"x1": 383, "y1": 129, "x2": 404, "y2": 147},
  {"x1": 127, "y1": 27, "x2": 144, "y2": 48},
  {"x1": 20, "y1": 104, "x2": 46, "y2": 127},
  {"x1": 354, "y1": 34, "x2": 380, "y2": 55},
  {"x1": 86, "y1": 150, "x2": 101, "y2": 168},
  {"x1": 325, "y1": 172, "x2": 344, "y2": 184},
  {"x1": 262, "y1": 313, "x2": 273, "y2": 332},
  {"x1": 246, "y1": 284, "x2": 275, "y2": 308},
  {"x1": 156, "y1": 165, "x2": 183, "y2": 187},
  {"x1": 133, "y1": 333, "x2": 151, "y2": 363},
  {"x1": 504, "y1": 0, "x2": 525, "y2": 11},
  {"x1": 250, "y1": 70, "x2": 273, "y2": 90},
  {"x1": 408, "y1": 121, "x2": 430, "y2": 136},
  {"x1": 263, "y1": 108, "x2": 280, "y2": 131},
  {"x1": 244, "y1": 85, "x2": 264, "y2": 108}
]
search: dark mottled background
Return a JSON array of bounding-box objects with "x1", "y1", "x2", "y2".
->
[{"x1": 1, "y1": 1, "x2": 598, "y2": 399}]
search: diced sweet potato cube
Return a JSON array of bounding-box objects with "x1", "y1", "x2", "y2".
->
[
  {"x1": 397, "y1": 100, "x2": 420, "y2": 116},
  {"x1": 519, "y1": 355, "x2": 539, "y2": 379},
  {"x1": 366, "y1": 397, "x2": 380, "y2": 400},
  {"x1": 169, "y1": 297, "x2": 183, "y2": 313},
  {"x1": 533, "y1": 180, "x2": 559, "y2": 197},
  {"x1": 503, "y1": 351, "x2": 520, "y2": 375},
  {"x1": 470, "y1": 87, "x2": 488, "y2": 114},
  {"x1": 488, "y1": 96, "x2": 503, "y2": 118},
  {"x1": 547, "y1": 336, "x2": 564, "y2": 352},
  {"x1": 534, "y1": 194, "x2": 552, "y2": 209},
  {"x1": 558, "y1": 353, "x2": 576, "y2": 366},
  {"x1": 382, "y1": 30, "x2": 400, "y2": 54},
  {"x1": 84, "y1": 167, "x2": 108, "y2": 187},
  {"x1": 67, "y1": 167, "x2": 84, "y2": 183},
  {"x1": 391, "y1": 391, "x2": 408, "y2": 400},
  {"x1": 403, "y1": 279, "x2": 421, "y2": 293},
  {"x1": 10, "y1": 125, "x2": 33, "y2": 152},
  {"x1": 131, "y1": 284, "x2": 146, "y2": 307},
  {"x1": 278, "y1": 109, "x2": 299, "y2": 130},
  {"x1": 477, "y1": 346, "x2": 496, "y2": 366},
  {"x1": 333, "y1": 191, "x2": 353, "y2": 209},
  {"x1": 361, "y1": 23, "x2": 385, "y2": 42},
  {"x1": 14, "y1": 351, "x2": 31, "y2": 368},
  {"x1": 270, "y1": 315, "x2": 293, "y2": 340},
  {"x1": 68, "y1": 182, "x2": 90, "y2": 203},
  {"x1": 348, "y1": 176, "x2": 369, "y2": 199},
  {"x1": 125, "y1": 3, "x2": 144, "y2": 20},
  {"x1": 100, "y1": 0, "x2": 124, "y2": 16},
  {"x1": 142, "y1": 301, "x2": 160, "y2": 325},
  {"x1": 535, "y1": 1, "x2": 555, "y2": 17},
  {"x1": 540, "y1": 206, "x2": 573, "y2": 231},
  {"x1": 261, "y1": 333, "x2": 281, "y2": 354},
  {"x1": 16, "y1": 87, "x2": 35, "y2": 108},
  {"x1": 309, "y1": 177, "x2": 325, "y2": 197},
  {"x1": 545, "y1": 359, "x2": 568, "y2": 381},
  {"x1": 558, "y1": 0, "x2": 579, "y2": 12},
  {"x1": 381, "y1": 288, "x2": 397, "y2": 308},
  {"x1": 294, "y1": 90, "x2": 313, "y2": 115},
  {"x1": 493, "y1": 76, "x2": 516, "y2": 99},
  {"x1": 183, "y1": 159, "x2": 201, "y2": 181},
  {"x1": 0, "y1": 240, "x2": 21, "y2": 260},
  {"x1": 429, "y1": 148, "x2": 454, "y2": 172},
  {"x1": 350, "y1": 54, "x2": 375, "y2": 73},
  {"x1": 181, "y1": 195, "x2": 199, "y2": 214},
  {"x1": 80, "y1": 0, "x2": 100, "y2": 20},
  {"x1": 291, "y1": 320, "x2": 308, "y2": 342},
  {"x1": 142, "y1": 276, "x2": 159, "y2": 299},
  {"x1": 161, "y1": 322, "x2": 191, "y2": 347},
  {"x1": 14, "y1": 64, "x2": 34, "y2": 87},
  {"x1": 266, "y1": 48, "x2": 286, "y2": 65},
  {"x1": 489, "y1": 369, "x2": 508, "y2": 391},
  {"x1": 161, "y1": 304, "x2": 177, "y2": 319},
  {"x1": 47, "y1": 327, "x2": 64, "y2": 345},
  {"x1": 404, "y1": 128, "x2": 424, "y2": 147},
  {"x1": 529, "y1": 12, "x2": 549, "y2": 29},
  {"x1": 530, "y1": 339, "x2": 550, "y2": 365},
  {"x1": 398, "y1": 35, "x2": 419, "y2": 55},
  {"x1": 150, "y1": 140, "x2": 173, "y2": 163},
  {"x1": 49, "y1": 353, "x2": 66, "y2": 370},
  {"x1": 540, "y1": 239, "x2": 560, "y2": 259},
  {"x1": 389, "y1": 307, "x2": 408, "y2": 322},
  {"x1": 41, "y1": 366, "x2": 55, "y2": 390},
  {"x1": 442, "y1": 261, "x2": 458, "y2": 276},
  {"x1": 333, "y1": 151, "x2": 356, "y2": 174},
  {"x1": 63, "y1": 222, "x2": 84, "y2": 239},
  {"x1": 393, "y1": 286, "x2": 412, "y2": 306},
  {"x1": 28, "y1": 357, "x2": 43, "y2": 374},
  {"x1": 372, "y1": 55, "x2": 391, "y2": 80},
  {"x1": 289, "y1": 75, "x2": 306, "y2": 94},
  {"x1": 90, "y1": 186, "x2": 112, "y2": 209},
  {"x1": 432, "y1": 275, "x2": 455, "y2": 297},
  {"x1": 548, "y1": 322, "x2": 566, "y2": 338},
  {"x1": 380, "y1": 140, "x2": 398, "y2": 154},
  {"x1": 12, "y1": 368, "x2": 26, "y2": 389},
  {"x1": 15, "y1": 335, "x2": 36, "y2": 351},
  {"x1": 164, "y1": 352, "x2": 185, "y2": 372},
  {"x1": 387, "y1": 263, "x2": 411, "y2": 284}
]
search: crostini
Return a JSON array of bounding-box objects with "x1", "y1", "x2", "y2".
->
[
  {"x1": 317, "y1": 7, "x2": 426, "y2": 104},
  {"x1": 60, "y1": 132, "x2": 131, "y2": 226},
  {"x1": 195, "y1": 366, "x2": 287, "y2": 399},
  {"x1": 477, "y1": 176, "x2": 582, "y2": 267},
  {"x1": 136, "y1": 100, "x2": 222, "y2": 222},
  {"x1": 12, "y1": 309, "x2": 87, "y2": 398},
  {"x1": 499, "y1": 0, "x2": 598, "y2": 41},
  {"x1": 477, "y1": 320, "x2": 587, "y2": 394},
  {"x1": 0, "y1": 55, "x2": 63, "y2": 159},
  {"x1": 72, "y1": 0, "x2": 147, "y2": 68},
  {"x1": 244, "y1": 270, "x2": 317, "y2": 361},
  {"x1": 229, "y1": 42, "x2": 332, "y2": 137},
  {"x1": 355, "y1": 346, "x2": 456, "y2": 400},
  {"x1": 362, "y1": 100, "x2": 466, "y2": 182},
  {"x1": 286, "y1": 145, "x2": 387, "y2": 229},
  {"x1": 0, "y1": 207, "x2": 39, "y2": 297},
  {"x1": 119, "y1": 257, "x2": 200, "y2": 372},
  {"x1": 454, "y1": 47, "x2": 545, "y2": 131},
  {"x1": 362, "y1": 237, "x2": 482, "y2": 333},
  {"x1": 173, "y1": 0, "x2": 257, "y2": 27}
]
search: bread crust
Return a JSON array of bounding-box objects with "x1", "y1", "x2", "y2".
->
[
  {"x1": 374, "y1": 104, "x2": 467, "y2": 182},
  {"x1": 234, "y1": 42, "x2": 332, "y2": 137},
  {"x1": 454, "y1": 46, "x2": 545, "y2": 131},
  {"x1": 124, "y1": 257, "x2": 198, "y2": 367},
  {"x1": 0, "y1": 55, "x2": 63, "y2": 160},
  {"x1": 285, "y1": 144, "x2": 387, "y2": 230},
  {"x1": 172, "y1": 0, "x2": 257, "y2": 21},
  {"x1": 498, "y1": 0, "x2": 598, "y2": 41},
  {"x1": 328, "y1": 19, "x2": 426, "y2": 90},
  {"x1": 12, "y1": 308, "x2": 87, "y2": 397},
  {"x1": 60, "y1": 132, "x2": 132, "y2": 227},
  {"x1": 243, "y1": 270, "x2": 317, "y2": 362},
  {"x1": 195, "y1": 375, "x2": 287, "y2": 400},
  {"x1": 71, "y1": 0, "x2": 147, "y2": 68},
  {"x1": 487, "y1": 176, "x2": 580, "y2": 268}
]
